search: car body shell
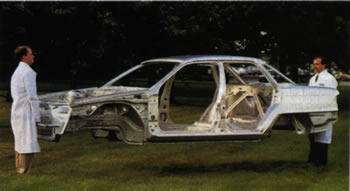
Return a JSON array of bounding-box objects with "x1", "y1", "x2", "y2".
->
[{"x1": 37, "y1": 56, "x2": 339, "y2": 144}]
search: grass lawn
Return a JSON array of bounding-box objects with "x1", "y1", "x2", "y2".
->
[{"x1": 0, "y1": 86, "x2": 348, "y2": 191}]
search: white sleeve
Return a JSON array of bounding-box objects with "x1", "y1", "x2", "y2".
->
[
  {"x1": 24, "y1": 71, "x2": 40, "y2": 122},
  {"x1": 325, "y1": 75, "x2": 337, "y2": 89},
  {"x1": 329, "y1": 77, "x2": 338, "y2": 89}
]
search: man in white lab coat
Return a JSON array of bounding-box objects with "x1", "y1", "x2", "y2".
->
[
  {"x1": 10, "y1": 45, "x2": 40, "y2": 174},
  {"x1": 308, "y1": 57, "x2": 338, "y2": 166}
]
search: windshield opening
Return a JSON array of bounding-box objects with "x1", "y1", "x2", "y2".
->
[{"x1": 110, "y1": 62, "x2": 177, "y2": 88}]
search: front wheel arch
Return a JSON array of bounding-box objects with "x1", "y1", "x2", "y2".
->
[{"x1": 91, "y1": 103, "x2": 145, "y2": 144}]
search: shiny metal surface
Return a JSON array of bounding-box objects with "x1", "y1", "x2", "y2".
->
[{"x1": 37, "y1": 55, "x2": 339, "y2": 144}]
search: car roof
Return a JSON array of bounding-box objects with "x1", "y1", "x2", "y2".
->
[{"x1": 141, "y1": 55, "x2": 265, "y2": 65}]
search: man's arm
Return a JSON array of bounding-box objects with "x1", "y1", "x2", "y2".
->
[
  {"x1": 326, "y1": 75, "x2": 338, "y2": 89},
  {"x1": 24, "y1": 72, "x2": 40, "y2": 122}
]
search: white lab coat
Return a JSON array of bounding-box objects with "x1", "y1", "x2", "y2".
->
[
  {"x1": 308, "y1": 69, "x2": 338, "y2": 144},
  {"x1": 10, "y1": 62, "x2": 40, "y2": 153}
]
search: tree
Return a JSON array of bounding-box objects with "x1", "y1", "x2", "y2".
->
[{"x1": 0, "y1": 2, "x2": 349, "y2": 95}]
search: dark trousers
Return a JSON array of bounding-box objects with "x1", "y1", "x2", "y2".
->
[{"x1": 308, "y1": 133, "x2": 328, "y2": 165}]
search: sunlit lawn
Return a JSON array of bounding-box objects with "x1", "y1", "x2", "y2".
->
[{"x1": 0, "y1": 86, "x2": 348, "y2": 191}]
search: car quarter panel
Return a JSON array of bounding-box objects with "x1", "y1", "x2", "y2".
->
[{"x1": 278, "y1": 86, "x2": 339, "y2": 114}]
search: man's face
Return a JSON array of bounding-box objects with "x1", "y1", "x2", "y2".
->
[
  {"x1": 313, "y1": 58, "x2": 325, "y2": 73},
  {"x1": 22, "y1": 48, "x2": 34, "y2": 65}
]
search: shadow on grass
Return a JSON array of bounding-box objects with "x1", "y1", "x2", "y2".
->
[
  {"x1": 118, "y1": 160, "x2": 312, "y2": 176},
  {"x1": 31, "y1": 160, "x2": 313, "y2": 180},
  {"x1": 157, "y1": 160, "x2": 310, "y2": 175}
]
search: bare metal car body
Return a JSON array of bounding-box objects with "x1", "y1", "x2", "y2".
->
[{"x1": 37, "y1": 56, "x2": 339, "y2": 144}]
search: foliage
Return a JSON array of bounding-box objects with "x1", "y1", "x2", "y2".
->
[{"x1": 0, "y1": 2, "x2": 349, "y2": 85}]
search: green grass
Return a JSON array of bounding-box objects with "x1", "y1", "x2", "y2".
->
[{"x1": 0, "y1": 86, "x2": 348, "y2": 191}]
